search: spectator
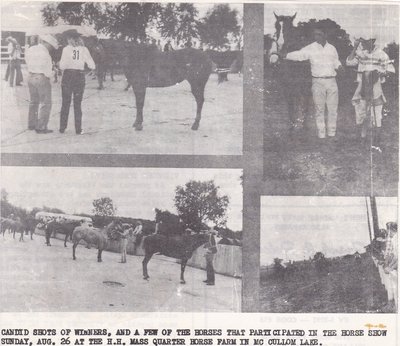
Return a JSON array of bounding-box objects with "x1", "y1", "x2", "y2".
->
[{"x1": 4, "y1": 36, "x2": 23, "y2": 87}]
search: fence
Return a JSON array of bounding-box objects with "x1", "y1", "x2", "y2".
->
[
  {"x1": 372, "y1": 257, "x2": 398, "y2": 309},
  {"x1": 1, "y1": 45, "x2": 25, "y2": 63}
]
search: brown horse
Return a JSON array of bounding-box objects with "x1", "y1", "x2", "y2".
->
[
  {"x1": 72, "y1": 220, "x2": 119, "y2": 262},
  {"x1": 90, "y1": 40, "x2": 212, "y2": 131},
  {"x1": 1, "y1": 217, "x2": 25, "y2": 241},
  {"x1": 142, "y1": 233, "x2": 210, "y2": 284}
]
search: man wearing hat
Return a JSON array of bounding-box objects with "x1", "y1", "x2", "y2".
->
[
  {"x1": 203, "y1": 227, "x2": 218, "y2": 286},
  {"x1": 25, "y1": 34, "x2": 59, "y2": 134},
  {"x1": 346, "y1": 38, "x2": 395, "y2": 149}
]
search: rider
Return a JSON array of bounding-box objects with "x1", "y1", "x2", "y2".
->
[{"x1": 346, "y1": 38, "x2": 395, "y2": 149}]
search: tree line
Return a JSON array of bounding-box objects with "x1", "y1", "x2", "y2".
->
[{"x1": 41, "y1": 2, "x2": 242, "y2": 50}]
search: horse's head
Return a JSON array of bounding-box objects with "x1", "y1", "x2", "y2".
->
[{"x1": 274, "y1": 12, "x2": 296, "y2": 40}]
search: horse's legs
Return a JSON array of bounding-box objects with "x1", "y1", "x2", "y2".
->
[
  {"x1": 180, "y1": 259, "x2": 188, "y2": 284},
  {"x1": 142, "y1": 253, "x2": 153, "y2": 280},
  {"x1": 97, "y1": 249, "x2": 103, "y2": 262},
  {"x1": 132, "y1": 86, "x2": 146, "y2": 131},
  {"x1": 189, "y1": 80, "x2": 207, "y2": 130},
  {"x1": 19, "y1": 229, "x2": 23, "y2": 242},
  {"x1": 64, "y1": 233, "x2": 69, "y2": 247},
  {"x1": 13, "y1": 228, "x2": 15, "y2": 239},
  {"x1": 96, "y1": 66, "x2": 105, "y2": 90},
  {"x1": 72, "y1": 242, "x2": 78, "y2": 260},
  {"x1": 45, "y1": 229, "x2": 51, "y2": 246}
]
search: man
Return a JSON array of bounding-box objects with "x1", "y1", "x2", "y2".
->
[
  {"x1": 25, "y1": 34, "x2": 58, "y2": 134},
  {"x1": 117, "y1": 224, "x2": 132, "y2": 264},
  {"x1": 285, "y1": 26, "x2": 343, "y2": 140},
  {"x1": 346, "y1": 38, "x2": 395, "y2": 149},
  {"x1": 5, "y1": 36, "x2": 23, "y2": 87},
  {"x1": 203, "y1": 228, "x2": 218, "y2": 286}
]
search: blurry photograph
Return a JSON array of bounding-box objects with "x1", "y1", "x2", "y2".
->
[
  {"x1": 260, "y1": 196, "x2": 398, "y2": 313},
  {"x1": 0, "y1": 167, "x2": 242, "y2": 312},
  {"x1": 264, "y1": 4, "x2": 399, "y2": 195},
  {"x1": 1, "y1": 2, "x2": 243, "y2": 155}
]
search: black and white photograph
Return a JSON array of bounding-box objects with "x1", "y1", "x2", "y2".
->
[
  {"x1": 1, "y1": 2, "x2": 243, "y2": 155},
  {"x1": 260, "y1": 196, "x2": 398, "y2": 313},
  {"x1": 0, "y1": 166, "x2": 242, "y2": 312},
  {"x1": 263, "y1": 3, "x2": 399, "y2": 196}
]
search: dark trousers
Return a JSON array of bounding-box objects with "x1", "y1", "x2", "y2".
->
[
  {"x1": 60, "y1": 70, "x2": 85, "y2": 134},
  {"x1": 205, "y1": 253, "x2": 215, "y2": 283},
  {"x1": 5, "y1": 59, "x2": 23, "y2": 86}
]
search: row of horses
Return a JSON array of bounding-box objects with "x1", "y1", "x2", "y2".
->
[
  {"x1": 1, "y1": 213, "x2": 213, "y2": 284},
  {"x1": 50, "y1": 33, "x2": 242, "y2": 132}
]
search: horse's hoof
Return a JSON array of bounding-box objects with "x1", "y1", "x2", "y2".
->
[
  {"x1": 73, "y1": 258, "x2": 76, "y2": 260},
  {"x1": 143, "y1": 276, "x2": 149, "y2": 280},
  {"x1": 133, "y1": 123, "x2": 143, "y2": 131},
  {"x1": 180, "y1": 280, "x2": 186, "y2": 284},
  {"x1": 191, "y1": 123, "x2": 199, "y2": 131}
]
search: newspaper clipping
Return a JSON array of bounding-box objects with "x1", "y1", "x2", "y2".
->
[{"x1": 0, "y1": 1, "x2": 398, "y2": 346}]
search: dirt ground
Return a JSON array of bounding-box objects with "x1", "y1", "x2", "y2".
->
[
  {"x1": 263, "y1": 68, "x2": 399, "y2": 196},
  {"x1": 1, "y1": 64, "x2": 242, "y2": 155},
  {"x1": 0, "y1": 234, "x2": 241, "y2": 312},
  {"x1": 260, "y1": 254, "x2": 394, "y2": 313}
]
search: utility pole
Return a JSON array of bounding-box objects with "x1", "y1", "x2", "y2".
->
[
  {"x1": 365, "y1": 197, "x2": 373, "y2": 243},
  {"x1": 370, "y1": 196, "x2": 380, "y2": 238}
]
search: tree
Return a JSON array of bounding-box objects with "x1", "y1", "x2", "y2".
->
[
  {"x1": 92, "y1": 197, "x2": 117, "y2": 217},
  {"x1": 41, "y1": 2, "x2": 59, "y2": 26},
  {"x1": 100, "y1": 3, "x2": 161, "y2": 41},
  {"x1": 198, "y1": 4, "x2": 240, "y2": 50},
  {"x1": 157, "y1": 3, "x2": 199, "y2": 46},
  {"x1": 174, "y1": 180, "x2": 229, "y2": 231}
]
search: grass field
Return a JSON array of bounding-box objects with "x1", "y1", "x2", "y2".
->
[
  {"x1": 263, "y1": 68, "x2": 399, "y2": 196},
  {"x1": 260, "y1": 253, "x2": 395, "y2": 313}
]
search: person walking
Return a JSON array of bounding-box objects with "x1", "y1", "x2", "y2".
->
[
  {"x1": 346, "y1": 38, "x2": 395, "y2": 150},
  {"x1": 203, "y1": 228, "x2": 218, "y2": 286},
  {"x1": 285, "y1": 26, "x2": 344, "y2": 141},
  {"x1": 59, "y1": 32, "x2": 95, "y2": 135},
  {"x1": 5, "y1": 36, "x2": 23, "y2": 87},
  {"x1": 25, "y1": 34, "x2": 58, "y2": 134}
]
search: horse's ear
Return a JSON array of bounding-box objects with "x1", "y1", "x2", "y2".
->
[
  {"x1": 274, "y1": 12, "x2": 279, "y2": 20},
  {"x1": 291, "y1": 13, "x2": 297, "y2": 21}
]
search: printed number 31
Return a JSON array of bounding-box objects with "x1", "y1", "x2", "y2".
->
[{"x1": 73, "y1": 50, "x2": 80, "y2": 60}]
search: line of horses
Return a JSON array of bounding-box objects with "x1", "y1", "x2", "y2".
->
[{"x1": 1, "y1": 211, "x2": 213, "y2": 284}]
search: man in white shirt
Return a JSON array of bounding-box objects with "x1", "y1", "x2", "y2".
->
[
  {"x1": 25, "y1": 35, "x2": 58, "y2": 133},
  {"x1": 285, "y1": 27, "x2": 343, "y2": 140}
]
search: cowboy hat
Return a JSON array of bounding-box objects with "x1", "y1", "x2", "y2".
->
[{"x1": 39, "y1": 34, "x2": 59, "y2": 49}]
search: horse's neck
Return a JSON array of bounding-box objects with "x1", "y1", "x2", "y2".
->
[{"x1": 190, "y1": 235, "x2": 208, "y2": 250}]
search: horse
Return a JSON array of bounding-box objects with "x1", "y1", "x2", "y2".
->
[
  {"x1": 1, "y1": 216, "x2": 25, "y2": 241},
  {"x1": 142, "y1": 209, "x2": 209, "y2": 283},
  {"x1": 72, "y1": 220, "x2": 119, "y2": 262},
  {"x1": 270, "y1": 13, "x2": 312, "y2": 134},
  {"x1": 44, "y1": 219, "x2": 83, "y2": 247},
  {"x1": 89, "y1": 40, "x2": 213, "y2": 131}
]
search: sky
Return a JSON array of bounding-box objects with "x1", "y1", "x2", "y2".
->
[
  {"x1": 1, "y1": 167, "x2": 243, "y2": 231},
  {"x1": 264, "y1": 3, "x2": 399, "y2": 48},
  {"x1": 260, "y1": 196, "x2": 398, "y2": 265}
]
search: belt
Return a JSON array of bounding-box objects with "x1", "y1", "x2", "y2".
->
[
  {"x1": 312, "y1": 76, "x2": 336, "y2": 79},
  {"x1": 29, "y1": 72, "x2": 44, "y2": 75},
  {"x1": 64, "y1": 69, "x2": 85, "y2": 73}
]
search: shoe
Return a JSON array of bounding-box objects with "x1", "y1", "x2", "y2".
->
[
  {"x1": 59, "y1": 129, "x2": 65, "y2": 134},
  {"x1": 203, "y1": 280, "x2": 210, "y2": 283},
  {"x1": 28, "y1": 127, "x2": 35, "y2": 131},
  {"x1": 206, "y1": 282, "x2": 215, "y2": 286},
  {"x1": 76, "y1": 130, "x2": 84, "y2": 135},
  {"x1": 36, "y1": 129, "x2": 53, "y2": 134},
  {"x1": 16, "y1": 83, "x2": 22, "y2": 86}
]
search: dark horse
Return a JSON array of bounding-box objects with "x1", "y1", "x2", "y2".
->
[
  {"x1": 44, "y1": 219, "x2": 82, "y2": 247},
  {"x1": 142, "y1": 209, "x2": 209, "y2": 284},
  {"x1": 86, "y1": 39, "x2": 212, "y2": 131},
  {"x1": 272, "y1": 13, "x2": 312, "y2": 134}
]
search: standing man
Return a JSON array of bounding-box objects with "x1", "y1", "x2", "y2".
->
[
  {"x1": 285, "y1": 26, "x2": 343, "y2": 141},
  {"x1": 117, "y1": 224, "x2": 132, "y2": 264},
  {"x1": 203, "y1": 228, "x2": 218, "y2": 286},
  {"x1": 5, "y1": 36, "x2": 23, "y2": 87},
  {"x1": 346, "y1": 38, "x2": 395, "y2": 149},
  {"x1": 25, "y1": 35, "x2": 58, "y2": 134}
]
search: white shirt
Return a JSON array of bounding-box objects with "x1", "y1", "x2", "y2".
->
[
  {"x1": 286, "y1": 41, "x2": 341, "y2": 78},
  {"x1": 8, "y1": 42, "x2": 20, "y2": 60},
  {"x1": 59, "y1": 45, "x2": 95, "y2": 71},
  {"x1": 25, "y1": 44, "x2": 53, "y2": 78}
]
